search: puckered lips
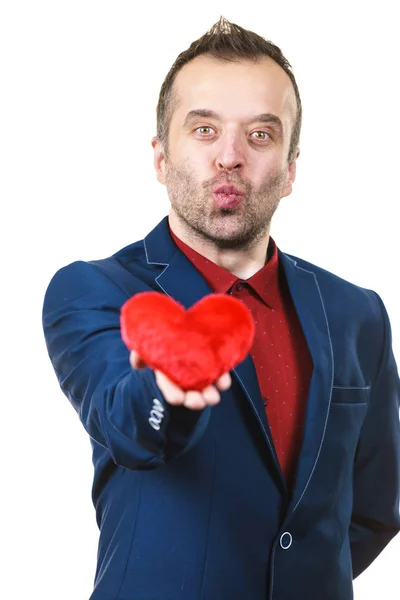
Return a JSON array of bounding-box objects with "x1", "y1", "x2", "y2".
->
[{"x1": 212, "y1": 184, "x2": 244, "y2": 209}]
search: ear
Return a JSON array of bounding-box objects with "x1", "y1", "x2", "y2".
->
[
  {"x1": 152, "y1": 136, "x2": 166, "y2": 185},
  {"x1": 281, "y1": 149, "x2": 300, "y2": 198}
]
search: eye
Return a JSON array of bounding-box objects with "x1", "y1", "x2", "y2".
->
[
  {"x1": 251, "y1": 131, "x2": 270, "y2": 141},
  {"x1": 195, "y1": 126, "x2": 215, "y2": 135}
]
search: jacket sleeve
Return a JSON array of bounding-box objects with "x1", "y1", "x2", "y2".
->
[
  {"x1": 42, "y1": 260, "x2": 212, "y2": 470},
  {"x1": 350, "y1": 291, "x2": 400, "y2": 577}
]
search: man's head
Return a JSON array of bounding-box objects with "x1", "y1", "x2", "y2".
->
[{"x1": 152, "y1": 17, "x2": 302, "y2": 251}]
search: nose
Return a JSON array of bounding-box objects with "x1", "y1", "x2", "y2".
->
[{"x1": 215, "y1": 134, "x2": 245, "y2": 173}]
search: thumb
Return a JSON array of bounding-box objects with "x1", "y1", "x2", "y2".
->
[{"x1": 129, "y1": 350, "x2": 147, "y2": 370}]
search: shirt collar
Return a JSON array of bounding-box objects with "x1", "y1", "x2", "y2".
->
[{"x1": 169, "y1": 228, "x2": 281, "y2": 309}]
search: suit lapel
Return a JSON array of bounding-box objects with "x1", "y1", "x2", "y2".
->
[
  {"x1": 279, "y1": 251, "x2": 334, "y2": 508},
  {"x1": 144, "y1": 218, "x2": 281, "y2": 474},
  {"x1": 144, "y1": 217, "x2": 211, "y2": 306}
]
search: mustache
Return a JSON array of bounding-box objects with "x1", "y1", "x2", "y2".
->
[{"x1": 202, "y1": 174, "x2": 251, "y2": 192}]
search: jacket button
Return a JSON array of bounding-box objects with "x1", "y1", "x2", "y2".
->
[{"x1": 280, "y1": 532, "x2": 293, "y2": 550}]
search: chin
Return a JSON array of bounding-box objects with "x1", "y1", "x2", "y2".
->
[
  {"x1": 204, "y1": 227, "x2": 253, "y2": 250},
  {"x1": 205, "y1": 216, "x2": 268, "y2": 249}
]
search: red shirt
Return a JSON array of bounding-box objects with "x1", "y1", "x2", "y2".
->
[{"x1": 170, "y1": 229, "x2": 314, "y2": 488}]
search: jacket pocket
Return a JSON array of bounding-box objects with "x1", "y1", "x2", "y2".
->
[{"x1": 331, "y1": 385, "x2": 370, "y2": 404}]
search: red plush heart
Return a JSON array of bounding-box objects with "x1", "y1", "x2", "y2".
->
[{"x1": 120, "y1": 291, "x2": 255, "y2": 391}]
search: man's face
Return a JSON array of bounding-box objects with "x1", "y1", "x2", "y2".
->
[{"x1": 153, "y1": 54, "x2": 298, "y2": 249}]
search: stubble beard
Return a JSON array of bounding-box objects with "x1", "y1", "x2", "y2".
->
[{"x1": 165, "y1": 161, "x2": 288, "y2": 250}]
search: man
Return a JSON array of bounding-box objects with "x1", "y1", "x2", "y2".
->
[{"x1": 43, "y1": 17, "x2": 400, "y2": 600}]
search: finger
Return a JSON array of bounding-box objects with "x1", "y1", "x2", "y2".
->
[
  {"x1": 215, "y1": 372, "x2": 232, "y2": 391},
  {"x1": 155, "y1": 371, "x2": 185, "y2": 405},
  {"x1": 184, "y1": 391, "x2": 207, "y2": 410},
  {"x1": 201, "y1": 385, "x2": 221, "y2": 405},
  {"x1": 129, "y1": 350, "x2": 147, "y2": 370}
]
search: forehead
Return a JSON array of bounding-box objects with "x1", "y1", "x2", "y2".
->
[{"x1": 171, "y1": 54, "x2": 296, "y2": 129}]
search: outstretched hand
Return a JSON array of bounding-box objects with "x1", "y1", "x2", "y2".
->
[{"x1": 130, "y1": 350, "x2": 232, "y2": 410}]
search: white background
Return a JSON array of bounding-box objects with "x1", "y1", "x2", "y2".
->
[{"x1": 1, "y1": 1, "x2": 399, "y2": 598}]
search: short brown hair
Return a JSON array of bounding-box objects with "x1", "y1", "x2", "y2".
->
[{"x1": 156, "y1": 16, "x2": 302, "y2": 162}]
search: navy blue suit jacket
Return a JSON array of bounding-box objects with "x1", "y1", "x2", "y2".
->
[{"x1": 43, "y1": 217, "x2": 400, "y2": 600}]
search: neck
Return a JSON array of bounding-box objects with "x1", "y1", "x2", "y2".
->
[{"x1": 168, "y1": 213, "x2": 270, "y2": 280}]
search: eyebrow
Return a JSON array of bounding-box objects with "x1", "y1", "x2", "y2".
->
[{"x1": 183, "y1": 109, "x2": 284, "y2": 134}]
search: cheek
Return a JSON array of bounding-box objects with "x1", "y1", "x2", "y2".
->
[
  {"x1": 252, "y1": 159, "x2": 282, "y2": 182},
  {"x1": 255, "y1": 161, "x2": 289, "y2": 190},
  {"x1": 180, "y1": 148, "x2": 213, "y2": 178}
]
